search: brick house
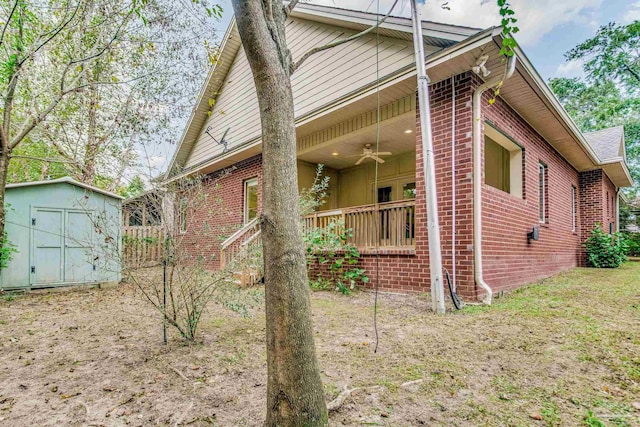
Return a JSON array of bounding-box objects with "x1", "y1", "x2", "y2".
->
[{"x1": 165, "y1": 4, "x2": 633, "y2": 300}]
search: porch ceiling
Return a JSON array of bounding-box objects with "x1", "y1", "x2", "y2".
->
[{"x1": 297, "y1": 111, "x2": 416, "y2": 170}]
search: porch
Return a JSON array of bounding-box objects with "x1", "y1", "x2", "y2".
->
[
  {"x1": 295, "y1": 93, "x2": 418, "y2": 251},
  {"x1": 302, "y1": 200, "x2": 416, "y2": 250}
]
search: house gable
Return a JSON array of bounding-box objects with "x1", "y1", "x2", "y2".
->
[{"x1": 181, "y1": 17, "x2": 423, "y2": 171}]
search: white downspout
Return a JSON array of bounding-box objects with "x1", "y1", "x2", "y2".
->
[
  {"x1": 451, "y1": 76, "x2": 457, "y2": 290},
  {"x1": 472, "y1": 54, "x2": 517, "y2": 305}
]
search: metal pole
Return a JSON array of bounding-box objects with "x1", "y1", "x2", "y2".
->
[
  {"x1": 410, "y1": 0, "x2": 446, "y2": 314},
  {"x1": 162, "y1": 258, "x2": 167, "y2": 345},
  {"x1": 162, "y1": 231, "x2": 168, "y2": 345}
]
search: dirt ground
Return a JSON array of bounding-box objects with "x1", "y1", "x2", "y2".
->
[{"x1": 1, "y1": 263, "x2": 639, "y2": 426}]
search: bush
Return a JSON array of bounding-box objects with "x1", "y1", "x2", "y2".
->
[
  {"x1": 585, "y1": 225, "x2": 627, "y2": 268},
  {"x1": 304, "y1": 220, "x2": 368, "y2": 294},
  {"x1": 0, "y1": 233, "x2": 18, "y2": 270},
  {"x1": 623, "y1": 232, "x2": 640, "y2": 257}
]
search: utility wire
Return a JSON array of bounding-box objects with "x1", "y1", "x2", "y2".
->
[{"x1": 373, "y1": 0, "x2": 381, "y2": 354}]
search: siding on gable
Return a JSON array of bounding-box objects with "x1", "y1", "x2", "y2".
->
[{"x1": 184, "y1": 17, "x2": 421, "y2": 169}]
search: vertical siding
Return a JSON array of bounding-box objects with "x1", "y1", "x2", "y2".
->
[
  {"x1": 0, "y1": 183, "x2": 122, "y2": 289},
  {"x1": 184, "y1": 17, "x2": 418, "y2": 169}
]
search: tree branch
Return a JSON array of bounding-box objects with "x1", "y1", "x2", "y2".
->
[
  {"x1": 19, "y1": 1, "x2": 82, "y2": 68},
  {"x1": 0, "y1": 0, "x2": 20, "y2": 49},
  {"x1": 8, "y1": 154, "x2": 76, "y2": 164},
  {"x1": 286, "y1": 0, "x2": 299, "y2": 15},
  {"x1": 623, "y1": 62, "x2": 640, "y2": 84},
  {"x1": 290, "y1": 0, "x2": 399, "y2": 74}
]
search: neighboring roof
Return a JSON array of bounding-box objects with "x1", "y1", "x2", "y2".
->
[
  {"x1": 583, "y1": 126, "x2": 625, "y2": 162},
  {"x1": 165, "y1": 3, "x2": 483, "y2": 179},
  {"x1": 6, "y1": 177, "x2": 124, "y2": 200}
]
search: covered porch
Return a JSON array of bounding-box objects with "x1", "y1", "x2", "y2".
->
[{"x1": 296, "y1": 94, "x2": 418, "y2": 250}]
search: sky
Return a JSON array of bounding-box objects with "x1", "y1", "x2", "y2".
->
[
  {"x1": 145, "y1": 0, "x2": 639, "y2": 179},
  {"x1": 212, "y1": 0, "x2": 640, "y2": 79}
]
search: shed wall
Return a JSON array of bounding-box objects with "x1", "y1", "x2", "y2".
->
[{"x1": 0, "y1": 183, "x2": 122, "y2": 289}]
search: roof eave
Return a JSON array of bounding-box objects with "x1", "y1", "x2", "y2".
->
[
  {"x1": 506, "y1": 40, "x2": 601, "y2": 168},
  {"x1": 165, "y1": 17, "x2": 239, "y2": 180},
  {"x1": 6, "y1": 177, "x2": 124, "y2": 200}
]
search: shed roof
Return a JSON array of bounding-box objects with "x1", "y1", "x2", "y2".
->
[
  {"x1": 6, "y1": 177, "x2": 124, "y2": 200},
  {"x1": 583, "y1": 126, "x2": 625, "y2": 162}
]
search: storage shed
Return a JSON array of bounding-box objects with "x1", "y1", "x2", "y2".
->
[{"x1": 0, "y1": 177, "x2": 123, "y2": 290}]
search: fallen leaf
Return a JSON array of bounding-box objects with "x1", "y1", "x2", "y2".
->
[
  {"x1": 61, "y1": 392, "x2": 81, "y2": 400},
  {"x1": 529, "y1": 413, "x2": 543, "y2": 421}
]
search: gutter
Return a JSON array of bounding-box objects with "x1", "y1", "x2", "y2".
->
[{"x1": 472, "y1": 54, "x2": 517, "y2": 305}]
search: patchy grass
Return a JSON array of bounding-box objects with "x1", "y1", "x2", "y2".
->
[{"x1": 0, "y1": 264, "x2": 639, "y2": 426}]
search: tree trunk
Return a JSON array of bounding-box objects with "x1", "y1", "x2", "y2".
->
[
  {"x1": 0, "y1": 151, "x2": 10, "y2": 256},
  {"x1": 81, "y1": 84, "x2": 99, "y2": 184},
  {"x1": 231, "y1": 1, "x2": 327, "y2": 425}
]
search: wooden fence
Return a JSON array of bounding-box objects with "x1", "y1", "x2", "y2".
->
[{"x1": 122, "y1": 226, "x2": 165, "y2": 266}]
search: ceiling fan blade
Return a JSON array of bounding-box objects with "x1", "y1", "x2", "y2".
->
[
  {"x1": 375, "y1": 152, "x2": 392, "y2": 156},
  {"x1": 372, "y1": 156, "x2": 386, "y2": 164},
  {"x1": 355, "y1": 156, "x2": 365, "y2": 165}
]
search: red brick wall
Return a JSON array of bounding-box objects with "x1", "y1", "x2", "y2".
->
[
  {"x1": 178, "y1": 155, "x2": 262, "y2": 270},
  {"x1": 479, "y1": 74, "x2": 582, "y2": 294},
  {"x1": 181, "y1": 71, "x2": 617, "y2": 300},
  {"x1": 316, "y1": 74, "x2": 477, "y2": 295},
  {"x1": 578, "y1": 169, "x2": 618, "y2": 265}
]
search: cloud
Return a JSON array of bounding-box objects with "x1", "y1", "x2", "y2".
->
[
  {"x1": 623, "y1": 1, "x2": 640, "y2": 23},
  {"x1": 309, "y1": 0, "x2": 603, "y2": 46},
  {"x1": 555, "y1": 58, "x2": 585, "y2": 78}
]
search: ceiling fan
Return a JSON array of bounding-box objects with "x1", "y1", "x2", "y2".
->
[{"x1": 350, "y1": 144, "x2": 392, "y2": 165}]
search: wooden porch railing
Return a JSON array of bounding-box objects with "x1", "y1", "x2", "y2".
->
[
  {"x1": 303, "y1": 199, "x2": 416, "y2": 249},
  {"x1": 122, "y1": 225, "x2": 165, "y2": 265},
  {"x1": 220, "y1": 217, "x2": 261, "y2": 269}
]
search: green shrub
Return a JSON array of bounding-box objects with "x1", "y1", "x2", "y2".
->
[
  {"x1": 304, "y1": 220, "x2": 368, "y2": 295},
  {"x1": 0, "y1": 233, "x2": 18, "y2": 270},
  {"x1": 623, "y1": 232, "x2": 640, "y2": 257},
  {"x1": 585, "y1": 225, "x2": 627, "y2": 268}
]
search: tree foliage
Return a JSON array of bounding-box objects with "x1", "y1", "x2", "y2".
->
[
  {"x1": 550, "y1": 20, "x2": 640, "y2": 201},
  {"x1": 566, "y1": 21, "x2": 640, "y2": 94},
  {"x1": 1, "y1": 0, "x2": 222, "y2": 190}
]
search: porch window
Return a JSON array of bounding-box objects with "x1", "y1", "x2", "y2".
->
[
  {"x1": 484, "y1": 125, "x2": 523, "y2": 198},
  {"x1": 377, "y1": 186, "x2": 392, "y2": 203},
  {"x1": 539, "y1": 162, "x2": 548, "y2": 223},
  {"x1": 244, "y1": 177, "x2": 258, "y2": 223},
  {"x1": 402, "y1": 182, "x2": 416, "y2": 199}
]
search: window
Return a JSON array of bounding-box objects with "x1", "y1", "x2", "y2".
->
[
  {"x1": 539, "y1": 162, "x2": 548, "y2": 223},
  {"x1": 179, "y1": 197, "x2": 188, "y2": 234},
  {"x1": 377, "y1": 186, "x2": 392, "y2": 203},
  {"x1": 484, "y1": 125, "x2": 523, "y2": 198},
  {"x1": 571, "y1": 185, "x2": 577, "y2": 232},
  {"x1": 244, "y1": 178, "x2": 259, "y2": 223},
  {"x1": 402, "y1": 182, "x2": 416, "y2": 199}
]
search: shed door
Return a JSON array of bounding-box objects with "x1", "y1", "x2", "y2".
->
[
  {"x1": 64, "y1": 210, "x2": 95, "y2": 283},
  {"x1": 31, "y1": 209, "x2": 64, "y2": 284}
]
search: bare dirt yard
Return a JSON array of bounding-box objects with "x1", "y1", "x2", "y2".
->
[{"x1": 1, "y1": 263, "x2": 639, "y2": 426}]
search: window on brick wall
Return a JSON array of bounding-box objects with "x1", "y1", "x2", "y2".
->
[
  {"x1": 539, "y1": 162, "x2": 548, "y2": 223},
  {"x1": 484, "y1": 125, "x2": 523, "y2": 198},
  {"x1": 178, "y1": 197, "x2": 187, "y2": 234},
  {"x1": 571, "y1": 185, "x2": 577, "y2": 232},
  {"x1": 244, "y1": 177, "x2": 259, "y2": 224}
]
